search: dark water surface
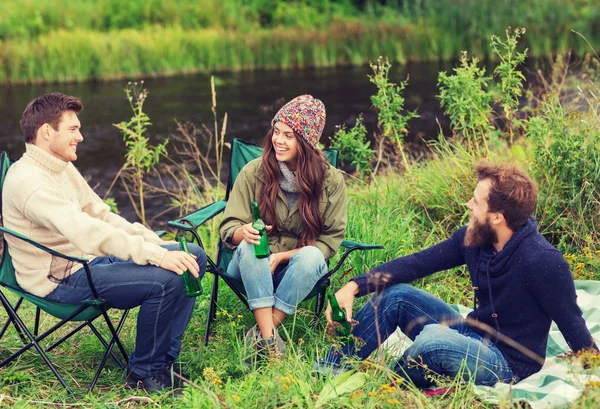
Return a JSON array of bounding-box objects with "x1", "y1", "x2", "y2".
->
[{"x1": 0, "y1": 63, "x2": 452, "y2": 223}]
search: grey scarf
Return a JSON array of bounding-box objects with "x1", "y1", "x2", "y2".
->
[{"x1": 278, "y1": 161, "x2": 301, "y2": 209}]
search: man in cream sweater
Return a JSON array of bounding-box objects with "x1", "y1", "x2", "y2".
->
[{"x1": 2, "y1": 93, "x2": 207, "y2": 392}]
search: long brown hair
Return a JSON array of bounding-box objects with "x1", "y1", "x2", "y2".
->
[{"x1": 259, "y1": 128, "x2": 329, "y2": 246}]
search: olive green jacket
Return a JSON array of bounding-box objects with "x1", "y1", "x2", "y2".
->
[{"x1": 219, "y1": 158, "x2": 347, "y2": 260}]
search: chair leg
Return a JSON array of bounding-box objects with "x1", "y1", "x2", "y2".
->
[
  {"x1": 100, "y1": 309, "x2": 129, "y2": 364},
  {"x1": 314, "y1": 289, "x2": 326, "y2": 320},
  {"x1": 88, "y1": 310, "x2": 129, "y2": 393},
  {"x1": 46, "y1": 322, "x2": 89, "y2": 352},
  {"x1": 34, "y1": 307, "x2": 41, "y2": 337},
  {"x1": 204, "y1": 274, "x2": 219, "y2": 346},
  {"x1": 0, "y1": 291, "x2": 74, "y2": 395},
  {"x1": 87, "y1": 320, "x2": 126, "y2": 368},
  {"x1": 0, "y1": 296, "x2": 26, "y2": 344}
]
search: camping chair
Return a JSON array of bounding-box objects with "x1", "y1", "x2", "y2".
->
[
  {"x1": 168, "y1": 138, "x2": 383, "y2": 345},
  {"x1": 0, "y1": 151, "x2": 129, "y2": 396}
]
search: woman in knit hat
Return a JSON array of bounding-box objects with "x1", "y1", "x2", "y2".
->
[{"x1": 219, "y1": 95, "x2": 348, "y2": 358}]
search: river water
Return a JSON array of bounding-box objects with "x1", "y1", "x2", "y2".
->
[{"x1": 0, "y1": 62, "x2": 453, "y2": 223}]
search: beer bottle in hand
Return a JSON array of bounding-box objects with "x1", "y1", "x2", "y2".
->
[
  {"x1": 251, "y1": 200, "x2": 270, "y2": 259},
  {"x1": 327, "y1": 288, "x2": 352, "y2": 345},
  {"x1": 178, "y1": 236, "x2": 203, "y2": 297}
]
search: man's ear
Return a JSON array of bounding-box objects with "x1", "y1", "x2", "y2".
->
[
  {"x1": 491, "y1": 212, "x2": 505, "y2": 226},
  {"x1": 40, "y1": 123, "x2": 52, "y2": 140}
]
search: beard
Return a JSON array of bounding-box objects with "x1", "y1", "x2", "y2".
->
[{"x1": 464, "y1": 215, "x2": 498, "y2": 248}]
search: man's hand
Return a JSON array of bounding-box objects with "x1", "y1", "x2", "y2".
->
[
  {"x1": 239, "y1": 223, "x2": 272, "y2": 245},
  {"x1": 160, "y1": 251, "x2": 200, "y2": 277},
  {"x1": 325, "y1": 281, "x2": 359, "y2": 325},
  {"x1": 269, "y1": 252, "x2": 286, "y2": 274}
]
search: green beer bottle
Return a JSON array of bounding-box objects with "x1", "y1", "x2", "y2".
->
[
  {"x1": 251, "y1": 200, "x2": 270, "y2": 259},
  {"x1": 327, "y1": 289, "x2": 352, "y2": 345},
  {"x1": 178, "y1": 236, "x2": 203, "y2": 297}
]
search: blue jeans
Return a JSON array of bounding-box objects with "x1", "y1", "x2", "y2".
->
[
  {"x1": 328, "y1": 284, "x2": 515, "y2": 387},
  {"x1": 45, "y1": 243, "x2": 207, "y2": 377},
  {"x1": 226, "y1": 241, "x2": 327, "y2": 315}
]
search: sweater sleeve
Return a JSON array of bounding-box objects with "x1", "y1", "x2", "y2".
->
[
  {"x1": 528, "y1": 250, "x2": 598, "y2": 353},
  {"x1": 75, "y1": 170, "x2": 164, "y2": 245},
  {"x1": 314, "y1": 169, "x2": 347, "y2": 260},
  {"x1": 351, "y1": 227, "x2": 467, "y2": 297},
  {"x1": 22, "y1": 184, "x2": 167, "y2": 267},
  {"x1": 219, "y1": 165, "x2": 255, "y2": 249}
]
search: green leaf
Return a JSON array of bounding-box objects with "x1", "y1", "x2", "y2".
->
[{"x1": 315, "y1": 370, "x2": 366, "y2": 408}]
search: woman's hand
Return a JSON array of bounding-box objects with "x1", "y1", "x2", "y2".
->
[
  {"x1": 269, "y1": 252, "x2": 286, "y2": 274},
  {"x1": 325, "y1": 281, "x2": 359, "y2": 325},
  {"x1": 238, "y1": 223, "x2": 272, "y2": 245}
]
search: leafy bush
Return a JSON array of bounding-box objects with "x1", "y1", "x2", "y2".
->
[
  {"x1": 490, "y1": 27, "x2": 528, "y2": 142},
  {"x1": 526, "y1": 90, "x2": 600, "y2": 252},
  {"x1": 330, "y1": 115, "x2": 374, "y2": 178},
  {"x1": 438, "y1": 52, "x2": 493, "y2": 153},
  {"x1": 369, "y1": 56, "x2": 419, "y2": 170}
]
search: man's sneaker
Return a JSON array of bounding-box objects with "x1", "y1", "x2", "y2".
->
[
  {"x1": 125, "y1": 368, "x2": 173, "y2": 393},
  {"x1": 313, "y1": 358, "x2": 353, "y2": 377}
]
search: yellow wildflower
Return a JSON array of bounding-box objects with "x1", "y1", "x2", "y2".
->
[{"x1": 379, "y1": 384, "x2": 395, "y2": 393}]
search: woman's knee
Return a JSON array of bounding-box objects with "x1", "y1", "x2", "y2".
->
[
  {"x1": 234, "y1": 240, "x2": 261, "y2": 262},
  {"x1": 291, "y1": 246, "x2": 326, "y2": 274}
]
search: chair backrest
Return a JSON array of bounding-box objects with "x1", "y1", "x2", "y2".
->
[
  {"x1": 0, "y1": 152, "x2": 18, "y2": 289},
  {"x1": 217, "y1": 138, "x2": 339, "y2": 272}
]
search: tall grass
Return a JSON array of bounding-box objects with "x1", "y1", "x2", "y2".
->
[
  {"x1": 0, "y1": 23, "x2": 417, "y2": 84},
  {"x1": 1, "y1": 0, "x2": 599, "y2": 84}
]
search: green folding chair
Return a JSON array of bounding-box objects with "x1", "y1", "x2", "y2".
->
[
  {"x1": 168, "y1": 138, "x2": 383, "y2": 345},
  {"x1": 0, "y1": 151, "x2": 129, "y2": 396}
]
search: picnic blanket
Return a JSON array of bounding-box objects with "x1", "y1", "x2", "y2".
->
[{"x1": 382, "y1": 280, "x2": 600, "y2": 409}]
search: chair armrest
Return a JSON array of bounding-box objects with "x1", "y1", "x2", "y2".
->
[
  {"x1": 325, "y1": 239, "x2": 384, "y2": 280},
  {"x1": 167, "y1": 200, "x2": 227, "y2": 231},
  {"x1": 341, "y1": 239, "x2": 384, "y2": 251},
  {"x1": 0, "y1": 226, "x2": 88, "y2": 264}
]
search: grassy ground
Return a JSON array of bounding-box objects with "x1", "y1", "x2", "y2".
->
[{"x1": 1, "y1": 139, "x2": 599, "y2": 408}]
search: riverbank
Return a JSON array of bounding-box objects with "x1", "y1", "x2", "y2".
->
[{"x1": 1, "y1": 0, "x2": 598, "y2": 84}]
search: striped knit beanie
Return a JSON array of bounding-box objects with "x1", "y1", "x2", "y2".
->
[{"x1": 272, "y1": 95, "x2": 326, "y2": 149}]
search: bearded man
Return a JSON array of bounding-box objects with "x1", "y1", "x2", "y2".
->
[{"x1": 318, "y1": 162, "x2": 598, "y2": 387}]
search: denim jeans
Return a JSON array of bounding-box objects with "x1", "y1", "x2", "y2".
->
[
  {"x1": 226, "y1": 241, "x2": 327, "y2": 315},
  {"x1": 328, "y1": 284, "x2": 515, "y2": 387},
  {"x1": 45, "y1": 243, "x2": 207, "y2": 377}
]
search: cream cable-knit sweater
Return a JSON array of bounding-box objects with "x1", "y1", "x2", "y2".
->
[{"x1": 2, "y1": 144, "x2": 168, "y2": 297}]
